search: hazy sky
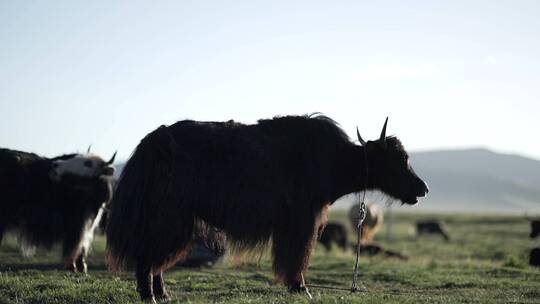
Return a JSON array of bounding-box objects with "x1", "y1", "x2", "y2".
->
[{"x1": 1, "y1": 1, "x2": 539, "y2": 161}]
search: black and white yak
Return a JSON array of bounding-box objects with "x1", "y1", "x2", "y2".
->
[
  {"x1": 349, "y1": 202, "x2": 384, "y2": 244},
  {"x1": 0, "y1": 148, "x2": 116, "y2": 273},
  {"x1": 106, "y1": 115, "x2": 429, "y2": 302}
]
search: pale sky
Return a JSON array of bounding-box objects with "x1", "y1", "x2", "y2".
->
[{"x1": 1, "y1": 1, "x2": 539, "y2": 161}]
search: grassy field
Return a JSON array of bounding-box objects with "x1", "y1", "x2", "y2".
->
[{"x1": 1, "y1": 211, "x2": 539, "y2": 304}]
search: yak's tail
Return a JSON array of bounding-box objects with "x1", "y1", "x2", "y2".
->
[{"x1": 106, "y1": 125, "x2": 177, "y2": 271}]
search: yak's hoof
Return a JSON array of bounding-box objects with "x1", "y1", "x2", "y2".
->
[
  {"x1": 76, "y1": 262, "x2": 87, "y2": 274},
  {"x1": 155, "y1": 292, "x2": 170, "y2": 301},
  {"x1": 288, "y1": 283, "x2": 306, "y2": 293},
  {"x1": 140, "y1": 295, "x2": 156, "y2": 304},
  {"x1": 66, "y1": 264, "x2": 77, "y2": 273}
]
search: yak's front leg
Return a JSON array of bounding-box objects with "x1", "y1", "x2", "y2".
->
[
  {"x1": 152, "y1": 272, "x2": 169, "y2": 300},
  {"x1": 272, "y1": 208, "x2": 319, "y2": 293}
]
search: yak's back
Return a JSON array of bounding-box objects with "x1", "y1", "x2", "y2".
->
[
  {"x1": 0, "y1": 149, "x2": 63, "y2": 218},
  {"x1": 167, "y1": 115, "x2": 349, "y2": 147},
  {"x1": 257, "y1": 115, "x2": 349, "y2": 144},
  {"x1": 0, "y1": 149, "x2": 51, "y2": 190},
  {"x1": 165, "y1": 115, "x2": 351, "y2": 176},
  {"x1": 167, "y1": 119, "x2": 246, "y2": 148},
  {"x1": 0, "y1": 148, "x2": 43, "y2": 167}
]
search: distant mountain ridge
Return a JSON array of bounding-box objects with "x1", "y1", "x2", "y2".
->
[
  {"x1": 114, "y1": 148, "x2": 540, "y2": 214},
  {"x1": 409, "y1": 148, "x2": 540, "y2": 213}
]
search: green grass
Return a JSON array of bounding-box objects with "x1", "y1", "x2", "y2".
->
[{"x1": 1, "y1": 212, "x2": 539, "y2": 303}]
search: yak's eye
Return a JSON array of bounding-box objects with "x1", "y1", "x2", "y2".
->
[{"x1": 83, "y1": 160, "x2": 93, "y2": 168}]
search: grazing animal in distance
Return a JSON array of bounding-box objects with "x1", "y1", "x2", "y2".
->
[
  {"x1": 106, "y1": 115, "x2": 429, "y2": 302},
  {"x1": 319, "y1": 221, "x2": 409, "y2": 260},
  {"x1": 177, "y1": 228, "x2": 226, "y2": 268},
  {"x1": 528, "y1": 219, "x2": 540, "y2": 238},
  {"x1": 318, "y1": 222, "x2": 348, "y2": 252},
  {"x1": 530, "y1": 248, "x2": 540, "y2": 267},
  {"x1": 349, "y1": 203, "x2": 384, "y2": 244},
  {"x1": 416, "y1": 220, "x2": 450, "y2": 241},
  {"x1": 351, "y1": 243, "x2": 409, "y2": 260},
  {"x1": 0, "y1": 148, "x2": 116, "y2": 272},
  {"x1": 176, "y1": 241, "x2": 225, "y2": 268}
]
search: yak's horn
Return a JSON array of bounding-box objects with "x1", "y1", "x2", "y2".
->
[
  {"x1": 379, "y1": 117, "x2": 388, "y2": 145},
  {"x1": 106, "y1": 151, "x2": 117, "y2": 165},
  {"x1": 87, "y1": 145, "x2": 92, "y2": 154},
  {"x1": 356, "y1": 127, "x2": 367, "y2": 145}
]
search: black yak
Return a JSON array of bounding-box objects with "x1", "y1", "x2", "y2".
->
[
  {"x1": 529, "y1": 219, "x2": 540, "y2": 238},
  {"x1": 416, "y1": 220, "x2": 450, "y2": 241},
  {"x1": 0, "y1": 148, "x2": 116, "y2": 272},
  {"x1": 349, "y1": 202, "x2": 384, "y2": 244},
  {"x1": 106, "y1": 115, "x2": 429, "y2": 302},
  {"x1": 318, "y1": 222, "x2": 348, "y2": 252}
]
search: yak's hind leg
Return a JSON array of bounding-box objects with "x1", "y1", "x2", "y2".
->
[
  {"x1": 136, "y1": 253, "x2": 184, "y2": 302},
  {"x1": 74, "y1": 206, "x2": 105, "y2": 273},
  {"x1": 152, "y1": 272, "x2": 169, "y2": 300},
  {"x1": 64, "y1": 221, "x2": 96, "y2": 273},
  {"x1": 135, "y1": 214, "x2": 195, "y2": 302},
  {"x1": 62, "y1": 230, "x2": 83, "y2": 272},
  {"x1": 75, "y1": 249, "x2": 88, "y2": 273},
  {"x1": 73, "y1": 228, "x2": 90, "y2": 273},
  {"x1": 136, "y1": 262, "x2": 155, "y2": 303},
  {"x1": 272, "y1": 205, "x2": 323, "y2": 292}
]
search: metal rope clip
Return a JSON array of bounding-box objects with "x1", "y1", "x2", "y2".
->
[{"x1": 351, "y1": 199, "x2": 367, "y2": 292}]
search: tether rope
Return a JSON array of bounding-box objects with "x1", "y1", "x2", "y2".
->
[
  {"x1": 305, "y1": 145, "x2": 369, "y2": 295},
  {"x1": 351, "y1": 144, "x2": 369, "y2": 292}
]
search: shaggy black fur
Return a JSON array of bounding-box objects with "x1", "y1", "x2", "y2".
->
[
  {"x1": 0, "y1": 148, "x2": 114, "y2": 272},
  {"x1": 106, "y1": 115, "x2": 428, "y2": 301}
]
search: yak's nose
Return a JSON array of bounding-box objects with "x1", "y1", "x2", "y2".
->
[
  {"x1": 102, "y1": 166, "x2": 115, "y2": 176},
  {"x1": 418, "y1": 180, "x2": 429, "y2": 197}
]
